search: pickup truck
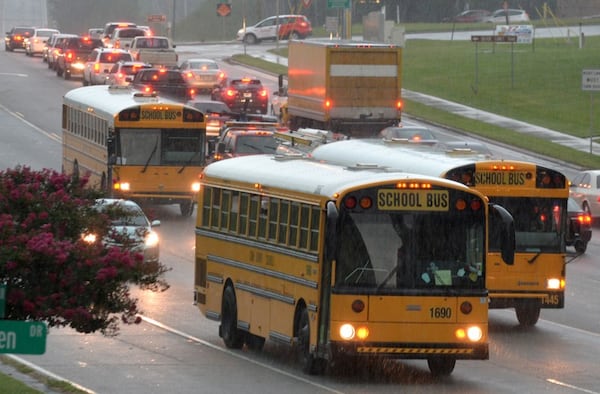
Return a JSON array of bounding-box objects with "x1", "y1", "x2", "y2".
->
[{"x1": 128, "y1": 36, "x2": 178, "y2": 68}]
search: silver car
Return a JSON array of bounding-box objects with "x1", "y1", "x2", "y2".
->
[
  {"x1": 84, "y1": 199, "x2": 160, "y2": 264},
  {"x1": 569, "y1": 170, "x2": 600, "y2": 221}
]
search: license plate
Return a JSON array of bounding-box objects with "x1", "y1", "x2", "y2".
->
[{"x1": 243, "y1": 92, "x2": 252, "y2": 98}]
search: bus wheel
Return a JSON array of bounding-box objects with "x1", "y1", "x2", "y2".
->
[
  {"x1": 427, "y1": 357, "x2": 455, "y2": 376},
  {"x1": 296, "y1": 307, "x2": 325, "y2": 375},
  {"x1": 221, "y1": 286, "x2": 244, "y2": 349},
  {"x1": 72, "y1": 160, "x2": 80, "y2": 182},
  {"x1": 245, "y1": 333, "x2": 265, "y2": 351},
  {"x1": 180, "y1": 201, "x2": 194, "y2": 216},
  {"x1": 515, "y1": 300, "x2": 541, "y2": 327},
  {"x1": 100, "y1": 173, "x2": 107, "y2": 192}
]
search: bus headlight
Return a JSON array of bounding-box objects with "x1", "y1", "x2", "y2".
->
[
  {"x1": 339, "y1": 324, "x2": 369, "y2": 340},
  {"x1": 191, "y1": 182, "x2": 200, "y2": 192},
  {"x1": 547, "y1": 278, "x2": 562, "y2": 290},
  {"x1": 339, "y1": 324, "x2": 355, "y2": 340},
  {"x1": 120, "y1": 182, "x2": 131, "y2": 191},
  {"x1": 456, "y1": 326, "x2": 483, "y2": 342}
]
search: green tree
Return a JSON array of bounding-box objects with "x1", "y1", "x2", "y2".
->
[{"x1": 0, "y1": 166, "x2": 170, "y2": 336}]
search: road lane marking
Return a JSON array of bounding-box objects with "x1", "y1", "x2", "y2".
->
[
  {"x1": 547, "y1": 378, "x2": 600, "y2": 394},
  {"x1": 4, "y1": 354, "x2": 96, "y2": 394},
  {"x1": 0, "y1": 103, "x2": 61, "y2": 143},
  {"x1": 140, "y1": 315, "x2": 345, "y2": 394}
]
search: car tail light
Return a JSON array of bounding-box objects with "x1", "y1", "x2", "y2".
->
[
  {"x1": 258, "y1": 89, "x2": 268, "y2": 98},
  {"x1": 225, "y1": 89, "x2": 236, "y2": 97},
  {"x1": 578, "y1": 213, "x2": 592, "y2": 225},
  {"x1": 66, "y1": 51, "x2": 74, "y2": 61},
  {"x1": 94, "y1": 63, "x2": 100, "y2": 73}
]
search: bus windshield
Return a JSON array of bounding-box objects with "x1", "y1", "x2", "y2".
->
[
  {"x1": 488, "y1": 197, "x2": 565, "y2": 253},
  {"x1": 335, "y1": 210, "x2": 485, "y2": 291},
  {"x1": 118, "y1": 128, "x2": 205, "y2": 166}
]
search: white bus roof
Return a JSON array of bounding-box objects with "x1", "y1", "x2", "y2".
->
[
  {"x1": 202, "y1": 154, "x2": 481, "y2": 199},
  {"x1": 310, "y1": 139, "x2": 537, "y2": 177},
  {"x1": 63, "y1": 85, "x2": 186, "y2": 119}
]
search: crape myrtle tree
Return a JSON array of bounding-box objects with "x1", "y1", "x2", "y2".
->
[{"x1": 0, "y1": 166, "x2": 170, "y2": 336}]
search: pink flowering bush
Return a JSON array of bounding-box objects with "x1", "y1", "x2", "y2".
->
[{"x1": 0, "y1": 166, "x2": 170, "y2": 335}]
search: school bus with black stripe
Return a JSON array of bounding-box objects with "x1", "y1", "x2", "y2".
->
[{"x1": 194, "y1": 154, "x2": 515, "y2": 376}]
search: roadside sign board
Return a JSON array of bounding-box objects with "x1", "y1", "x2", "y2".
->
[
  {"x1": 471, "y1": 35, "x2": 517, "y2": 43},
  {"x1": 216, "y1": 3, "x2": 231, "y2": 17},
  {"x1": 582, "y1": 69, "x2": 600, "y2": 91},
  {"x1": 147, "y1": 14, "x2": 166, "y2": 23},
  {"x1": 0, "y1": 320, "x2": 47, "y2": 354},
  {"x1": 327, "y1": 0, "x2": 350, "y2": 8}
]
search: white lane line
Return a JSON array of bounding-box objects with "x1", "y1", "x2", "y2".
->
[
  {"x1": 547, "y1": 378, "x2": 600, "y2": 394},
  {"x1": 0, "y1": 103, "x2": 61, "y2": 143},
  {"x1": 5, "y1": 354, "x2": 96, "y2": 394},
  {"x1": 140, "y1": 315, "x2": 345, "y2": 394}
]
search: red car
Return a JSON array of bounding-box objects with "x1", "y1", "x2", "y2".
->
[{"x1": 211, "y1": 77, "x2": 269, "y2": 114}]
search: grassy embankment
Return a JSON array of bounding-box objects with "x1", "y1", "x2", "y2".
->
[{"x1": 226, "y1": 24, "x2": 600, "y2": 169}]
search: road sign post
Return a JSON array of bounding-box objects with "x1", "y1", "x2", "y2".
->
[
  {"x1": 0, "y1": 320, "x2": 47, "y2": 355},
  {"x1": 0, "y1": 284, "x2": 5, "y2": 318},
  {"x1": 582, "y1": 69, "x2": 600, "y2": 154}
]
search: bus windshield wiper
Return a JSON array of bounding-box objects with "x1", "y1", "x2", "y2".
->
[
  {"x1": 178, "y1": 149, "x2": 201, "y2": 174},
  {"x1": 141, "y1": 137, "x2": 159, "y2": 173}
]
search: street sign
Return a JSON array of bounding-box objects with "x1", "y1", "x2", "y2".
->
[
  {"x1": 147, "y1": 14, "x2": 166, "y2": 23},
  {"x1": 216, "y1": 3, "x2": 231, "y2": 17},
  {"x1": 302, "y1": 0, "x2": 313, "y2": 8},
  {"x1": 327, "y1": 0, "x2": 350, "y2": 8},
  {"x1": 471, "y1": 35, "x2": 517, "y2": 43},
  {"x1": 582, "y1": 69, "x2": 600, "y2": 91},
  {"x1": 0, "y1": 320, "x2": 47, "y2": 354}
]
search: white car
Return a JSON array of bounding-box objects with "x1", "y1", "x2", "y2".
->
[
  {"x1": 236, "y1": 14, "x2": 312, "y2": 44},
  {"x1": 486, "y1": 9, "x2": 530, "y2": 24},
  {"x1": 24, "y1": 28, "x2": 60, "y2": 56},
  {"x1": 110, "y1": 27, "x2": 148, "y2": 50},
  {"x1": 83, "y1": 48, "x2": 134, "y2": 86},
  {"x1": 84, "y1": 199, "x2": 160, "y2": 264},
  {"x1": 569, "y1": 170, "x2": 600, "y2": 220}
]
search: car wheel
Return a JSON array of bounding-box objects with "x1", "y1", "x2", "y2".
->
[
  {"x1": 574, "y1": 240, "x2": 587, "y2": 254},
  {"x1": 56, "y1": 66, "x2": 63, "y2": 77},
  {"x1": 64, "y1": 68, "x2": 70, "y2": 80},
  {"x1": 82, "y1": 75, "x2": 89, "y2": 86},
  {"x1": 244, "y1": 34, "x2": 258, "y2": 45},
  {"x1": 290, "y1": 31, "x2": 300, "y2": 40}
]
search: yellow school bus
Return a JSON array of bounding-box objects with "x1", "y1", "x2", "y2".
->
[
  {"x1": 311, "y1": 139, "x2": 569, "y2": 326},
  {"x1": 62, "y1": 85, "x2": 207, "y2": 216},
  {"x1": 194, "y1": 154, "x2": 515, "y2": 376}
]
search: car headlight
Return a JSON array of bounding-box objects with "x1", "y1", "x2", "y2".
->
[
  {"x1": 82, "y1": 233, "x2": 97, "y2": 244},
  {"x1": 145, "y1": 231, "x2": 159, "y2": 248}
]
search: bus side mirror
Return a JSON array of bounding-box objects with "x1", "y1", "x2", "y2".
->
[
  {"x1": 490, "y1": 203, "x2": 515, "y2": 265},
  {"x1": 325, "y1": 201, "x2": 338, "y2": 262}
]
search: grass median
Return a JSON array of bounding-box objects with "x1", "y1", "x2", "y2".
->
[{"x1": 231, "y1": 34, "x2": 600, "y2": 169}]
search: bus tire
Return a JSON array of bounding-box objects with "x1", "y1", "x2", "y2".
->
[
  {"x1": 296, "y1": 307, "x2": 325, "y2": 375},
  {"x1": 180, "y1": 201, "x2": 194, "y2": 216},
  {"x1": 221, "y1": 286, "x2": 244, "y2": 349},
  {"x1": 427, "y1": 357, "x2": 455, "y2": 376},
  {"x1": 100, "y1": 173, "x2": 107, "y2": 192},
  {"x1": 72, "y1": 160, "x2": 80, "y2": 182},
  {"x1": 515, "y1": 300, "x2": 541, "y2": 327}
]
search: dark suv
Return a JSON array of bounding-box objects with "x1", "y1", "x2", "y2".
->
[
  {"x1": 55, "y1": 36, "x2": 104, "y2": 80},
  {"x1": 130, "y1": 68, "x2": 196, "y2": 102},
  {"x1": 5, "y1": 26, "x2": 35, "y2": 51},
  {"x1": 211, "y1": 77, "x2": 269, "y2": 114}
]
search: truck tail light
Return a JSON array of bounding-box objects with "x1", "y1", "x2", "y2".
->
[{"x1": 94, "y1": 63, "x2": 100, "y2": 73}]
